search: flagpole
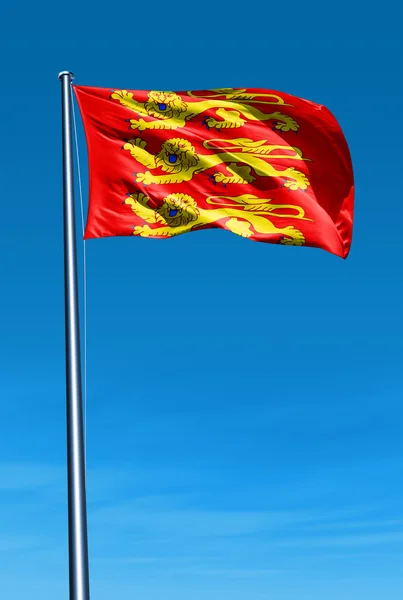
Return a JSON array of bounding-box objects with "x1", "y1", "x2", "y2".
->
[{"x1": 58, "y1": 70, "x2": 90, "y2": 600}]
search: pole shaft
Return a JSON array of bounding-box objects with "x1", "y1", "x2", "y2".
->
[{"x1": 59, "y1": 71, "x2": 90, "y2": 600}]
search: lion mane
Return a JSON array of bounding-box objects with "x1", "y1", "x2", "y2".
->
[
  {"x1": 144, "y1": 91, "x2": 188, "y2": 120},
  {"x1": 155, "y1": 194, "x2": 199, "y2": 227},
  {"x1": 155, "y1": 138, "x2": 200, "y2": 174}
]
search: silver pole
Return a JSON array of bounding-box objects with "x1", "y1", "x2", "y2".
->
[{"x1": 58, "y1": 70, "x2": 90, "y2": 600}]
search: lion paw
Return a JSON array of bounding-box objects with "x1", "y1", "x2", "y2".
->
[
  {"x1": 111, "y1": 89, "x2": 133, "y2": 102},
  {"x1": 208, "y1": 171, "x2": 224, "y2": 186},
  {"x1": 280, "y1": 226, "x2": 305, "y2": 246},
  {"x1": 202, "y1": 116, "x2": 225, "y2": 130},
  {"x1": 226, "y1": 218, "x2": 253, "y2": 238},
  {"x1": 135, "y1": 171, "x2": 154, "y2": 185},
  {"x1": 202, "y1": 117, "x2": 213, "y2": 130},
  {"x1": 133, "y1": 225, "x2": 153, "y2": 237},
  {"x1": 131, "y1": 137, "x2": 147, "y2": 149},
  {"x1": 283, "y1": 170, "x2": 310, "y2": 191},
  {"x1": 129, "y1": 119, "x2": 147, "y2": 131},
  {"x1": 124, "y1": 138, "x2": 147, "y2": 153},
  {"x1": 203, "y1": 109, "x2": 244, "y2": 130},
  {"x1": 271, "y1": 112, "x2": 299, "y2": 133}
]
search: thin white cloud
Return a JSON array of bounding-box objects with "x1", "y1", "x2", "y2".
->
[
  {"x1": 278, "y1": 531, "x2": 403, "y2": 548},
  {"x1": 90, "y1": 499, "x2": 396, "y2": 534},
  {"x1": 0, "y1": 464, "x2": 64, "y2": 491},
  {"x1": 165, "y1": 567, "x2": 283, "y2": 578},
  {"x1": 0, "y1": 534, "x2": 42, "y2": 552},
  {"x1": 301, "y1": 518, "x2": 403, "y2": 533}
]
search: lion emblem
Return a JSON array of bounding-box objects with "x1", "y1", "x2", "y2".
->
[
  {"x1": 124, "y1": 192, "x2": 309, "y2": 246},
  {"x1": 111, "y1": 88, "x2": 299, "y2": 133},
  {"x1": 123, "y1": 137, "x2": 310, "y2": 190}
]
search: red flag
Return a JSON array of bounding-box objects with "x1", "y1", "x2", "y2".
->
[{"x1": 74, "y1": 85, "x2": 354, "y2": 258}]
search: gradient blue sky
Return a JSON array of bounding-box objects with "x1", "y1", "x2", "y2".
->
[{"x1": 1, "y1": 1, "x2": 402, "y2": 599}]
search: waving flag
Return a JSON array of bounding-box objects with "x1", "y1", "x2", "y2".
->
[{"x1": 74, "y1": 85, "x2": 354, "y2": 257}]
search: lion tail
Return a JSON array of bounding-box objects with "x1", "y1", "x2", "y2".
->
[
  {"x1": 203, "y1": 138, "x2": 306, "y2": 161},
  {"x1": 187, "y1": 89, "x2": 288, "y2": 105}
]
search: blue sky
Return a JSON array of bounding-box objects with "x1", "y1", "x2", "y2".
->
[{"x1": 1, "y1": 1, "x2": 402, "y2": 598}]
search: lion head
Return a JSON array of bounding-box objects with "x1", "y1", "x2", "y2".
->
[
  {"x1": 155, "y1": 138, "x2": 199, "y2": 174},
  {"x1": 144, "y1": 91, "x2": 188, "y2": 120},
  {"x1": 155, "y1": 194, "x2": 199, "y2": 228}
]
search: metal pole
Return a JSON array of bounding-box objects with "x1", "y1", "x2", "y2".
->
[{"x1": 59, "y1": 70, "x2": 90, "y2": 600}]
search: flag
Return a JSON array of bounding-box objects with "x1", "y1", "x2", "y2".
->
[{"x1": 74, "y1": 85, "x2": 354, "y2": 258}]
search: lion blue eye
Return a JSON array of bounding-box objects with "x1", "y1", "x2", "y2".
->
[
  {"x1": 169, "y1": 209, "x2": 178, "y2": 216},
  {"x1": 158, "y1": 103, "x2": 167, "y2": 111},
  {"x1": 168, "y1": 154, "x2": 177, "y2": 164}
]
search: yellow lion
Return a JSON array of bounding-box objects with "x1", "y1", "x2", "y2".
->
[
  {"x1": 124, "y1": 192, "x2": 309, "y2": 245},
  {"x1": 111, "y1": 88, "x2": 299, "y2": 132},
  {"x1": 123, "y1": 137, "x2": 310, "y2": 190}
]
